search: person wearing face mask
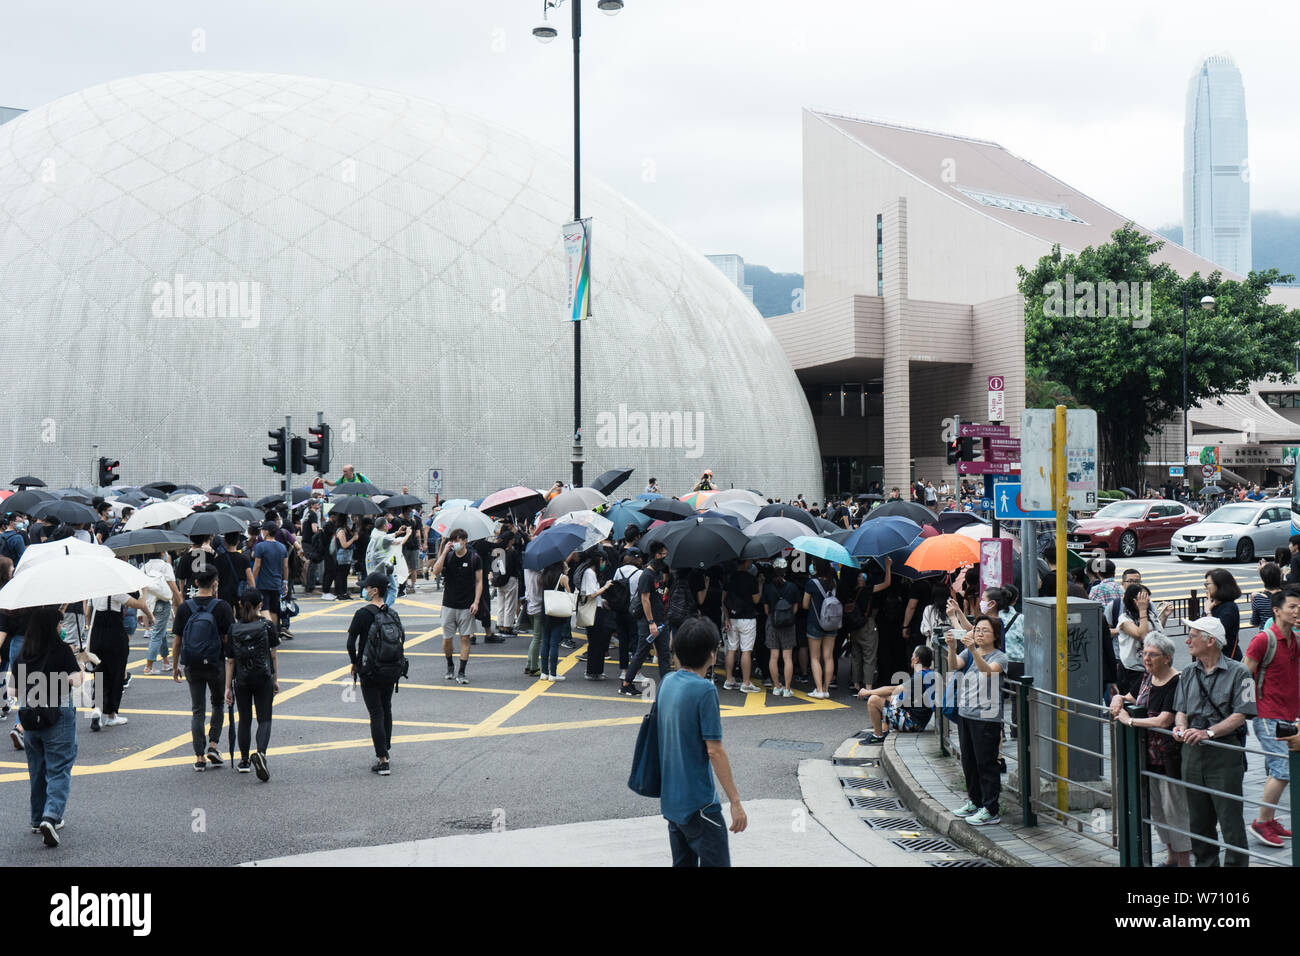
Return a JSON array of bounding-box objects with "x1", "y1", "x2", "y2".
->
[
  {"x1": 619, "y1": 542, "x2": 671, "y2": 697},
  {"x1": 946, "y1": 615, "x2": 1008, "y2": 826},
  {"x1": 431, "y1": 529, "x2": 482, "y2": 684},
  {"x1": 0, "y1": 513, "x2": 27, "y2": 566}
]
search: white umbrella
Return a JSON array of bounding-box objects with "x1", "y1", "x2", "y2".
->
[
  {"x1": 14, "y1": 538, "x2": 114, "y2": 574},
  {"x1": 553, "y1": 510, "x2": 614, "y2": 540},
  {"x1": 543, "y1": 487, "x2": 609, "y2": 518},
  {"x1": 709, "y1": 489, "x2": 766, "y2": 508},
  {"x1": 429, "y1": 506, "x2": 496, "y2": 542},
  {"x1": 711, "y1": 499, "x2": 761, "y2": 524},
  {"x1": 0, "y1": 554, "x2": 151, "y2": 610},
  {"x1": 124, "y1": 500, "x2": 194, "y2": 530}
]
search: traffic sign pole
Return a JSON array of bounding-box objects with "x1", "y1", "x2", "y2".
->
[{"x1": 1053, "y1": 403, "x2": 1068, "y2": 813}]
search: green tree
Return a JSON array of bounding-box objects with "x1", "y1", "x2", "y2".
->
[{"x1": 1019, "y1": 226, "x2": 1300, "y2": 489}]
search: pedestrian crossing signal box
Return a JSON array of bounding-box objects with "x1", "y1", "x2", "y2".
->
[{"x1": 1024, "y1": 597, "x2": 1104, "y2": 786}]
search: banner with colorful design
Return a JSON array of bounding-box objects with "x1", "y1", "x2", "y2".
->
[{"x1": 563, "y1": 218, "x2": 592, "y2": 322}]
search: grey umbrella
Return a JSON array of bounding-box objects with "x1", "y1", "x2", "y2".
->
[
  {"x1": 328, "y1": 496, "x2": 382, "y2": 516},
  {"x1": 103, "y1": 529, "x2": 193, "y2": 557},
  {"x1": 3, "y1": 489, "x2": 55, "y2": 514},
  {"x1": 332, "y1": 482, "x2": 382, "y2": 497},
  {"x1": 11, "y1": 476, "x2": 45, "y2": 488},
  {"x1": 173, "y1": 511, "x2": 248, "y2": 536},
  {"x1": 31, "y1": 499, "x2": 98, "y2": 524}
]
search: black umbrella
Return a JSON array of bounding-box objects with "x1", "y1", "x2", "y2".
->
[
  {"x1": 222, "y1": 506, "x2": 266, "y2": 524},
  {"x1": 811, "y1": 515, "x2": 841, "y2": 534},
  {"x1": 53, "y1": 487, "x2": 98, "y2": 499},
  {"x1": 663, "y1": 520, "x2": 750, "y2": 570},
  {"x1": 173, "y1": 511, "x2": 248, "y2": 536},
  {"x1": 208, "y1": 484, "x2": 247, "y2": 498},
  {"x1": 741, "y1": 533, "x2": 793, "y2": 560},
  {"x1": 141, "y1": 482, "x2": 178, "y2": 496},
  {"x1": 1200, "y1": 484, "x2": 1225, "y2": 497},
  {"x1": 332, "y1": 482, "x2": 382, "y2": 497},
  {"x1": 103, "y1": 529, "x2": 193, "y2": 557},
  {"x1": 111, "y1": 491, "x2": 153, "y2": 508},
  {"x1": 641, "y1": 498, "x2": 694, "y2": 522},
  {"x1": 328, "y1": 496, "x2": 382, "y2": 516},
  {"x1": 935, "y1": 512, "x2": 985, "y2": 534},
  {"x1": 4, "y1": 489, "x2": 55, "y2": 513},
  {"x1": 755, "y1": 503, "x2": 818, "y2": 531},
  {"x1": 31, "y1": 499, "x2": 98, "y2": 524},
  {"x1": 254, "y1": 489, "x2": 313, "y2": 508},
  {"x1": 855, "y1": 493, "x2": 884, "y2": 502},
  {"x1": 589, "y1": 468, "x2": 634, "y2": 496},
  {"x1": 1119, "y1": 486, "x2": 1137, "y2": 499},
  {"x1": 863, "y1": 500, "x2": 937, "y2": 526},
  {"x1": 12, "y1": 476, "x2": 45, "y2": 489},
  {"x1": 383, "y1": 494, "x2": 425, "y2": 509}
]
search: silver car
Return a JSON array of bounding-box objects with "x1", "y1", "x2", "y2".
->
[{"x1": 1170, "y1": 498, "x2": 1293, "y2": 563}]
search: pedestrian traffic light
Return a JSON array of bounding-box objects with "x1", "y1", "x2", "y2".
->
[
  {"x1": 960, "y1": 437, "x2": 976, "y2": 461},
  {"x1": 97, "y1": 457, "x2": 119, "y2": 487},
  {"x1": 305, "y1": 423, "x2": 331, "y2": 475},
  {"x1": 264, "y1": 427, "x2": 286, "y2": 473},
  {"x1": 946, "y1": 439, "x2": 961, "y2": 465},
  {"x1": 290, "y1": 435, "x2": 307, "y2": 474}
]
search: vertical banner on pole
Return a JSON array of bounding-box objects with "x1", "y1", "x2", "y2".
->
[
  {"x1": 563, "y1": 218, "x2": 592, "y2": 322},
  {"x1": 978, "y1": 537, "x2": 1011, "y2": 594}
]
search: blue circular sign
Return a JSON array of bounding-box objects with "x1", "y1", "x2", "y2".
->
[{"x1": 980, "y1": 498, "x2": 994, "y2": 511}]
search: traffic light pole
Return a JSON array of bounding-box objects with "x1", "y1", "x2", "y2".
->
[{"x1": 284, "y1": 414, "x2": 292, "y2": 519}]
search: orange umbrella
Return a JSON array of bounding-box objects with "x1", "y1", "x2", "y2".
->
[
  {"x1": 904, "y1": 533, "x2": 980, "y2": 573},
  {"x1": 680, "y1": 490, "x2": 716, "y2": 510}
]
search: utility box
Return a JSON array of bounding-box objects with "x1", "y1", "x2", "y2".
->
[{"x1": 1024, "y1": 596, "x2": 1105, "y2": 783}]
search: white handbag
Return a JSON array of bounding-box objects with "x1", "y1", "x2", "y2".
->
[
  {"x1": 544, "y1": 589, "x2": 577, "y2": 618},
  {"x1": 576, "y1": 596, "x2": 598, "y2": 628}
]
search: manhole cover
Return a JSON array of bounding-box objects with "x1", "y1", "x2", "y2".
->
[
  {"x1": 847, "y1": 795, "x2": 906, "y2": 811},
  {"x1": 891, "y1": 837, "x2": 963, "y2": 854},
  {"x1": 865, "y1": 816, "x2": 924, "y2": 831},
  {"x1": 759, "y1": 739, "x2": 823, "y2": 753},
  {"x1": 841, "y1": 776, "x2": 892, "y2": 791},
  {"x1": 928, "y1": 859, "x2": 997, "y2": 867}
]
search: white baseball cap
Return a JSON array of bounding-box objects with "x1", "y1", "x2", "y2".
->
[{"x1": 1183, "y1": 616, "x2": 1226, "y2": 647}]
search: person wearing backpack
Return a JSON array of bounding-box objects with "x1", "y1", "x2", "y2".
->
[
  {"x1": 170, "y1": 568, "x2": 234, "y2": 771},
  {"x1": 224, "y1": 587, "x2": 279, "y2": 781},
  {"x1": 609, "y1": 549, "x2": 642, "y2": 681},
  {"x1": 763, "y1": 560, "x2": 800, "y2": 698},
  {"x1": 0, "y1": 513, "x2": 27, "y2": 566},
  {"x1": 802, "y1": 563, "x2": 843, "y2": 699},
  {"x1": 347, "y1": 571, "x2": 409, "y2": 775},
  {"x1": 1243, "y1": 586, "x2": 1300, "y2": 847},
  {"x1": 87, "y1": 584, "x2": 154, "y2": 733},
  {"x1": 620, "y1": 542, "x2": 673, "y2": 698}
]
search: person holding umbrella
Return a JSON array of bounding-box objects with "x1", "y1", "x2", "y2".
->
[{"x1": 87, "y1": 582, "x2": 154, "y2": 732}]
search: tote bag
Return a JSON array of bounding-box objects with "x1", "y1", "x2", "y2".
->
[
  {"x1": 627, "y1": 700, "x2": 661, "y2": 797},
  {"x1": 544, "y1": 589, "x2": 577, "y2": 618}
]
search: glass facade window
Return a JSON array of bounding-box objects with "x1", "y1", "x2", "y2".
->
[
  {"x1": 953, "y1": 186, "x2": 1087, "y2": 224},
  {"x1": 1264, "y1": 393, "x2": 1300, "y2": 408},
  {"x1": 876, "y1": 213, "x2": 883, "y2": 296}
]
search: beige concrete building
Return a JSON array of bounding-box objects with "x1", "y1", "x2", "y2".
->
[{"x1": 768, "y1": 108, "x2": 1300, "y2": 498}]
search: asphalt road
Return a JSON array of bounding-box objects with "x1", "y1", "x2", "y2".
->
[{"x1": 2, "y1": 590, "x2": 870, "y2": 866}]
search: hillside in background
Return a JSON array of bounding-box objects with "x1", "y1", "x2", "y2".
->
[
  {"x1": 744, "y1": 262, "x2": 803, "y2": 317},
  {"x1": 1156, "y1": 212, "x2": 1300, "y2": 283}
]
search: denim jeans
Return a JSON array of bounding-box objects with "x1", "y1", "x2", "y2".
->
[
  {"x1": 25, "y1": 705, "x2": 77, "y2": 827},
  {"x1": 527, "y1": 611, "x2": 544, "y2": 670},
  {"x1": 147, "y1": 602, "x2": 172, "y2": 663},
  {"x1": 385, "y1": 569, "x2": 398, "y2": 607},
  {"x1": 540, "y1": 615, "x2": 570, "y2": 675},
  {"x1": 667, "y1": 803, "x2": 730, "y2": 867}
]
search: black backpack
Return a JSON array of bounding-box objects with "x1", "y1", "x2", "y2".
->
[
  {"x1": 230, "y1": 619, "x2": 273, "y2": 686},
  {"x1": 667, "y1": 578, "x2": 698, "y2": 628},
  {"x1": 359, "y1": 605, "x2": 408, "y2": 685},
  {"x1": 605, "y1": 574, "x2": 631, "y2": 614},
  {"x1": 180, "y1": 599, "x2": 223, "y2": 668},
  {"x1": 0, "y1": 530, "x2": 23, "y2": 563}
]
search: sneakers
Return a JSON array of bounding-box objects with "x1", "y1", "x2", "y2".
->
[
  {"x1": 617, "y1": 670, "x2": 626, "y2": 681},
  {"x1": 723, "y1": 679, "x2": 739, "y2": 691},
  {"x1": 953, "y1": 800, "x2": 979, "y2": 817},
  {"x1": 617, "y1": 684, "x2": 641, "y2": 697},
  {"x1": 584, "y1": 674, "x2": 607, "y2": 681},
  {"x1": 237, "y1": 759, "x2": 252, "y2": 773},
  {"x1": 1273, "y1": 819, "x2": 1293, "y2": 840},
  {"x1": 456, "y1": 673, "x2": 470, "y2": 685},
  {"x1": 121, "y1": 674, "x2": 132, "y2": 691},
  {"x1": 9, "y1": 727, "x2": 22, "y2": 750},
  {"x1": 560, "y1": 639, "x2": 576, "y2": 649},
  {"x1": 523, "y1": 667, "x2": 540, "y2": 676},
  {"x1": 103, "y1": 714, "x2": 129, "y2": 728},
  {"x1": 89, "y1": 709, "x2": 101, "y2": 733},
  {"x1": 1250, "y1": 819, "x2": 1285, "y2": 848},
  {"x1": 205, "y1": 744, "x2": 222, "y2": 766},
  {"x1": 967, "y1": 807, "x2": 1001, "y2": 827},
  {"x1": 39, "y1": 819, "x2": 60, "y2": 848},
  {"x1": 539, "y1": 673, "x2": 552, "y2": 682},
  {"x1": 251, "y1": 752, "x2": 269, "y2": 782},
  {"x1": 445, "y1": 668, "x2": 456, "y2": 681},
  {"x1": 158, "y1": 660, "x2": 173, "y2": 673},
  {"x1": 371, "y1": 760, "x2": 391, "y2": 776},
  {"x1": 194, "y1": 760, "x2": 206, "y2": 772},
  {"x1": 551, "y1": 673, "x2": 566, "y2": 682},
  {"x1": 321, "y1": 592, "x2": 335, "y2": 601},
  {"x1": 740, "y1": 682, "x2": 763, "y2": 694},
  {"x1": 865, "y1": 732, "x2": 889, "y2": 744},
  {"x1": 485, "y1": 635, "x2": 506, "y2": 644},
  {"x1": 808, "y1": 690, "x2": 828, "y2": 700},
  {"x1": 31, "y1": 818, "x2": 65, "y2": 834}
]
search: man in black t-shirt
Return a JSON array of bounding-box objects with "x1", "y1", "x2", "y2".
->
[
  {"x1": 171, "y1": 569, "x2": 234, "y2": 771},
  {"x1": 431, "y1": 529, "x2": 482, "y2": 684},
  {"x1": 620, "y1": 542, "x2": 670, "y2": 697},
  {"x1": 347, "y1": 571, "x2": 402, "y2": 775},
  {"x1": 723, "y1": 561, "x2": 761, "y2": 693}
]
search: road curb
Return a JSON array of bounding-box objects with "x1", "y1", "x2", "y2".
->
[
  {"x1": 797, "y1": 759, "x2": 923, "y2": 867},
  {"x1": 879, "y1": 733, "x2": 1025, "y2": 868}
]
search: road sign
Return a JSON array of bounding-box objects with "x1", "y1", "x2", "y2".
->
[
  {"x1": 980, "y1": 497, "x2": 994, "y2": 511},
  {"x1": 993, "y1": 480, "x2": 1055, "y2": 520},
  {"x1": 988, "y1": 375, "x2": 1006, "y2": 422},
  {"x1": 427, "y1": 467, "x2": 443, "y2": 496},
  {"x1": 957, "y1": 461, "x2": 1019, "y2": 475},
  {"x1": 1021, "y1": 408, "x2": 1099, "y2": 512},
  {"x1": 1201, "y1": 464, "x2": 1218, "y2": 482},
  {"x1": 1168, "y1": 466, "x2": 1184, "y2": 477},
  {"x1": 959, "y1": 423, "x2": 1011, "y2": 438},
  {"x1": 987, "y1": 437, "x2": 1021, "y2": 463}
]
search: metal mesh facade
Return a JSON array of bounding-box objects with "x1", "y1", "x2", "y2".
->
[{"x1": 0, "y1": 71, "x2": 822, "y2": 500}]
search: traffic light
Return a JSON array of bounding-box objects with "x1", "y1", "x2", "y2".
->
[
  {"x1": 960, "y1": 437, "x2": 976, "y2": 461},
  {"x1": 305, "y1": 423, "x2": 331, "y2": 474},
  {"x1": 290, "y1": 435, "x2": 307, "y2": 474},
  {"x1": 97, "y1": 457, "x2": 119, "y2": 487},
  {"x1": 946, "y1": 439, "x2": 961, "y2": 465},
  {"x1": 264, "y1": 427, "x2": 286, "y2": 473}
]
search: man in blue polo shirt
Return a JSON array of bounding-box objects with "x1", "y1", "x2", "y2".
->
[{"x1": 656, "y1": 616, "x2": 747, "y2": 866}]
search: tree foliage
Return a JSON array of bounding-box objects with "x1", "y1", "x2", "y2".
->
[{"x1": 1019, "y1": 226, "x2": 1300, "y2": 488}]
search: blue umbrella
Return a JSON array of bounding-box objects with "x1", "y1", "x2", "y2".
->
[
  {"x1": 523, "y1": 523, "x2": 587, "y2": 572},
  {"x1": 841, "y1": 516, "x2": 921, "y2": 558},
  {"x1": 604, "y1": 500, "x2": 654, "y2": 539},
  {"x1": 636, "y1": 492, "x2": 663, "y2": 501},
  {"x1": 788, "y1": 535, "x2": 859, "y2": 569}
]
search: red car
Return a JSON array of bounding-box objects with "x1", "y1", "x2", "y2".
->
[{"x1": 1065, "y1": 500, "x2": 1201, "y2": 558}]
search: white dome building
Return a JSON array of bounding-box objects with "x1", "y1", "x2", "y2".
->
[{"x1": 0, "y1": 71, "x2": 822, "y2": 499}]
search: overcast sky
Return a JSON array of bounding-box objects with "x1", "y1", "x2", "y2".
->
[{"x1": 3, "y1": 0, "x2": 1297, "y2": 273}]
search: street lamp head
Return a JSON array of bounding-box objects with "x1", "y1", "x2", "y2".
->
[
  {"x1": 532, "y1": 22, "x2": 558, "y2": 41},
  {"x1": 1200, "y1": 295, "x2": 1216, "y2": 311},
  {"x1": 597, "y1": 0, "x2": 625, "y2": 12}
]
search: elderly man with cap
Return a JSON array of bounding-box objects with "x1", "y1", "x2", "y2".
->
[{"x1": 1173, "y1": 615, "x2": 1257, "y2": 866}]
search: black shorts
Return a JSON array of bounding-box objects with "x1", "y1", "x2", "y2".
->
[{"x1": 259, "y1": 589, "x2": 282, "y2": 616}]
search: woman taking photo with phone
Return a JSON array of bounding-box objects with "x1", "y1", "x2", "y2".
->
[{"x1": 946, "y1": 615, "x2": 1008, "y2": 827}]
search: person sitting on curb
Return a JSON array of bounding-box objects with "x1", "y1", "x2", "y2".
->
[{"x1": 856, "y1": 644, "x2": 935, "y2": 743}]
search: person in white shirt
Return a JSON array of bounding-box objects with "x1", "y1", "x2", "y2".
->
[
  {"x1": 613, "y1": 551, "x2": 644, "y2": 681},
  {"x1": 1116, "y1": 584, "x2": 1163, "y2": 697},
  {"x1": 523, "y1": 566, "x2": 543, "y2": 677},
  {"x1": 141, "y1": 555, "x2": 183, "y2": 675}
]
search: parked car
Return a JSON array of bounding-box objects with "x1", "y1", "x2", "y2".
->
[
  {"x1": 1066, "y1": 500, "x2": 1201, "y2": 558},
  {"x1": 1170, "y1": 499, "x2": 1293, "y2": 563}
]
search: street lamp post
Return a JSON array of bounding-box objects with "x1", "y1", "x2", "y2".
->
[
  {"x1": 1182, "y1": 290, "x2": 1216, "y2": 490},
  {"x1": 534, "y1": 0, "x2": 624, "y2": 488}
]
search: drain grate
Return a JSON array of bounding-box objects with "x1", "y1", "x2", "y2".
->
[
  {"x1": 928, "y1": 859, "x2": 997, "y2": 867},
  {"x1": 847, "y1": 794, "x2": 906, "y2": 811},
  {"x1": 891, "y1": 837, "x2": 963, "y2": 854},
  {"x1": 865, "y1": 816, "x2": 924, "y2": 831},
  {"x1": 832, "y1": 756, "x2": 876, "y2": 766},
  {"x1": 840, "y1": 776, "x2": 892, "y2": 791}
]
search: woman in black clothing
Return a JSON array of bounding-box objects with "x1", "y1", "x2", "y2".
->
[
  {"x1": 333, "y1": 517, "x2": 359, "y2": 599},
  {"x1": 224, "y1": 587, "x2": 279, "y2": 780},
  {"x1": 88, "y1": 587, "x2": 154, "y2": 732},
  {"x1": 1204, "y1": 568, "x2": 1242, "y2": 660},
  {"x1": 347, "y1": 571, "x2": 401, "y2": 775}
]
